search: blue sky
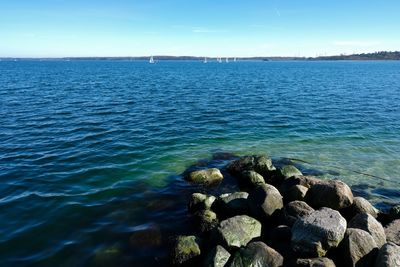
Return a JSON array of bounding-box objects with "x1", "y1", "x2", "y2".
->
[{"x1": 0, "y1": 0, "x2": 399, "y2": 57}]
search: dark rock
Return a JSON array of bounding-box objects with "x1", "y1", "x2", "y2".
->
[
  {"x1": 215, "y1": 215, "x2": 262, "y2": 249},
  {"x1": 291, "y1": 207, "x2": 347, "y2": 257},
  {"x1": 248, "y1": 184, "x2": 283, "y2": 220},
  {"x1": 384, "y1": 219, "x2": 400, "y2": 245},
  {"x1": 193, "y1": 209, "x2": 219, "y2": 233},
  {"x1": 296, "y1": 257, "x2": 336, "y2": 267},
  {"x1": 284, "y1": 201, "x2": 315, "y2": 226},
  {"x1": 129, "y1": 224, "x2": 162, "y2": 248},
  {"x1": 204, "y1": 245, "x2": 231, "y2": 267},
  {"x1": 307, "y1": 180, "x2": 353, "y2": 210},
  {"x1": 171, "y1": 235, "x2": 201, "y2": 265},
  {"x1": 341, "y1": 197, "x2": 378, "y2": 221},
  {"x1": 227, "y1": 155, "x2": 276, "y2": 180},
  {"x1": 216, "y1": 192, "x2": 249, "y2": 217},
  {"x1": 229, "y1": 241, "x2": 283, "y2": 267},
  {"x1": 280, "y1": 165, "x2": 303, "y2": 179},
  {"x1": 389, "y1": 205, "x2": 400, "y2": 220},
  {"x1": 285, "y1": 185, "x2": 309, "y2": 202},
  {"x1": 339, "y1": 228, "x2": 378, "y2": 267},
  {"x1": 280, "y1": 176, "x2": 323, "y2": 200},
  {"x1": 348, "y1": 213, "x2": 386, "y2": 248},
  {"x1": 268, "y1": 225, "x2": 292, "y2": 242},
  {"x1": 374, "y1": 242, "x2": 400, "y2": 267},
  {"x1": 239, "y1": 170, "x2": 265, "y2": 188},
  {"x1": 92, "y1": 244, "x2": 122, "y2": 267},
  {"x1": 188, "y1": 193, "x2": 216, "y2": 213},
  {"x1": 186, "y1": 168, "x2": 223, "y2": 185}
]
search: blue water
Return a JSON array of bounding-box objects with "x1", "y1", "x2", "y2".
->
[{"x1": 0, "y1": 60, "x2": 399, "y2": 266}]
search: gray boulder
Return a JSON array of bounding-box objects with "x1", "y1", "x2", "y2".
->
[
  {"x1": 188, "y1": 193, "x2": 216, "y2": 212},
  {"x1": 227, "y1": 155, "x2": 276, "y2": 179},
  {"x1": 194, "y1": 209, "x2": 219, "y2": 233},
  {"x1": 340, "y1": 228, "x2": 378, "y2": 267},
  {"x1": 280, "y1": 165, "x2": 302, "y2": 179},
  {"x1": 285, "y1": 184, "x2": 309, "y2": 202},
  {"x1": 215, "y1": 215, "x2": 262, "y2": 249},
  {"x1": 204, "y1": 245, "x2": 231, "y2": 267},
  {"x1": 284, "y1": 201, "x2": 315, "y2": 226},
  {"x1": 352, "y1": 197, "x2": 379, "y2": 218},
  {"x1": 296, "y1": 257, "x2": 336, "y2": 267},
  {"x1": 384, "y1": 219, "x2": 400, "y2": 246},
  {"x1": 280, "y1": 176, "x2": 323, "y2": 200},
  {"x1": 348, "y1": 213, "x2": 386, "y2": 248},
  {"x1": 248, "y1": 184, "x2": 283, "y2": 219},
  {"x1": 374, "y1": 242, "x2": 400, "y2": 267},
  {"x1": 240, "y1": 170, "x2": 265, "y2": 188},
  {"x1": 186, "y1": 168, "x2": 223, "y2": 185},
  {"x1": 389, "y1": 204, "x2": 400, "y2": 220},
  {"x1": 291, "y1": 207, "x2": 347, "y2": 257},
  {"x1": 217, "y1": 192, "x2": 249, "y2": 216},
  {"x1": 307, "y1": 180, "x2": 353, "y2": 210},
  {"x1": 171, "y1": 235, "x2": 201, "y2": 265},
  {"x1": 229, "y1": 241, "x2": 283, "y2": 267}
]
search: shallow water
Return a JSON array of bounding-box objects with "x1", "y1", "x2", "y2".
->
[{"x1": 0, "y1": 60, "x2": 399, "y2": 266}]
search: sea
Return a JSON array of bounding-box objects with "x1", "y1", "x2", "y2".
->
[{"x1": 0, "y1": 60, "x2": 399, "y2": 266}]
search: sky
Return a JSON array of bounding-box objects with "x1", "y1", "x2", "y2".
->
[{"x1": 0, "y1": 0, "x2": 399, "y2": 57}]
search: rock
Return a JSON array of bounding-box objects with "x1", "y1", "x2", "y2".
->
[
  {"x1": 280, "y1": 176, "x2": 323, "y2": 200},
  {"x1": 285, "y1": 185, "x2": 309, "y2": 202},
  {"x1": 268, "y1": 225, "x2": 292, "y2": 242},
  {"x1": 307, "y1": 180, "x2": 353, "y2": 210},
  {"x1": 384, "y1": 219, "x2": 400, "y2": 245},
  {"x1": 93, "y1": 244, "x2": 122, "y2": 267},
  {"x1": 291, "y1": 207, "x2": 347, "y2": 257},
  {"x1": 374, "y1": 242, "x2": 400, "y2": 267},
  {"x1": 171, "y1": 235, "x2": 201, "y2": 265},
  {"x1": 186, "y1": 168, "x2": 223, "y2": 185},
  {"x1": 227, "y1": 155, "x2": 276, "y2": 178},
  {"x1": 248, "y1": 184, "x2": 283, "y2": 219},
  {"x1": 204, "y1": 245, "x2": 231, "y2": 267},
  {"x1": 296, "y1": 257, "x2": 336, "y2": 267},
  {"x1": 240, "y1": 170, "x2": 265, "y2": 188},
  {"x1": 129, "y1": 224, "x2": 162, "y2": 248},
  {"x1": 215, "y1": 215, "x2": 262, "y2": 249},
  {"x1": 284, "y1": 201, "x2": 315, "y2": 226},
  {"x1": 280, "y1": 165, "x2": 303, "y2": 179},
  {"x1": 216, "y1": 192, "x2": 249, "y2": 216},
  {"x1": 193, "y1": 209, "x2": 219, "y2": 233},
  {"x1": 188, "y1": 193, "x2": 216, "y2": 213},
  {"x1": 229, "y1": 241, "x2": 283, "y2": 267},
  {"x1": 340, "y1": 228, "x2": 378, "y2": 267},
  {"x1": 348, "y1": 213, "x2": 386, "y2": 248},
  {"x1": 342, "y1": 197, "x2": 378, "y2": 221},
  {"x1": 389, "y1": 205, "x2": 400, "y2": 220}
]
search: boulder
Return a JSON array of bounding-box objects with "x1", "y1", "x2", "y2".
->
[
  {"x1": 389, "y1": 205, "x2": 400, "y2": 220},
  {"x1": 340, "y1": 228, "x2": 378, "y2": 267},
  {"x1": 216, "y1": 192, "x2": 249, "y2": 216},
  {"x1": 171, "y1": 235, "x2": 201, "y2": 265},
  {"x1": 296, "y1": 257, "x2": 336, "y2": 267},
  {"x1": 204, "y1": 245, "x2": 231, "y2": 267},
  {"x1": 341, "y1": 197, "x2": 378, "y2": 221},
  {"x1": 374, "y1": 242, "x2": 400, "y2": 267},
  {"x1": 248, "y1": 184, "x2": 283, "y2": 219},
  {"x1": 284, "y1": 201, "x2": 315, "y2": 226},
  {"x1": 285, "y1": 184, "x2": 309, "y2": 202},
  {"x1": 280, "y1": 165, "x2": 302, "y2": 179},
  {"x1": 188, "y1": 193, "x2": 216, "y2": 212},
  {"x1": 268, "y1": 225, "x2": 292, "y2": 242},
  {"x1": 280, "y1": 176, "x2": 323, "y2": 200},
  {"x1": 291, "y1": 207, "x2": 347, "y2": 257},
  {"x1": 227, "y1": 155, "x2": 276, "y2": 181},
  {"x1": 186, "y1": 168, "x2": 223, "y2": 185},
  {"x1": 129, "y1": 224, "x2": 162, "y2": 248},
  {"x1": 215, "y1": 215, "x2": 262, "y2": 249},
  {"x1": 384, "y1": 219, "x2": 400, "y2": 245},
  {"x1": 307, "y1": 180, "x2": 353, "y2": 210},
  {"x1": 229, "y1": 241, "x2": 283, "y2": 267},
  {"x1": 348, "y1": 213, "x2": 386, "y2": 248},
  {"x1": 193, "y1": 209, "x2": 219, "y2": 233},
  {"x1": 239, "y1": 170, "x2": 265, "y2": 188}
]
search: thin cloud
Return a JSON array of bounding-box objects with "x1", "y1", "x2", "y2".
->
[{"x1": 333, "y1": 40, "x2": 382, "y2": 47}]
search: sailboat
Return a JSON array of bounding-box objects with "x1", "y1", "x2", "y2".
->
[
  {"x1": 217, "y1": 57, "x2": 222, "y2": 63},
  {"x1": 204, "y1": 57, "x2": 207, "y2": 63},
  {"x1": 225, "y1": 57, "x2": 229, "y2": 63},
  {"x1": 234, "y1": 57, "x2": 237, "y2": 62},
  {"x1": 149, "y1": 56, "x2": 155, "y2": 64}
]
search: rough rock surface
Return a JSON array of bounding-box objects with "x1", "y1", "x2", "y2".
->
[
  {"x1": 240, "y1": 170, "x2": 265, "y2": 188},
  {"x1": 204, "y1": 245, "x2": 231, "y2": 267},
  {"x1": 248, "y1": 184, "x2": 283, "y2": 219},
  {"x1": 215, "y1": 215, "x2": 262, "y2": 249},
  {"x1": 351, "y1": 197, "x2": 379, "y2": 218},
  {"x1": 280, "y1": 165, "x2": 302, "y2": 179},
  {"x1": 291, "y1": 207, "x2": 347, "y2": 257},
  {"x1": 171, "y1": 235, "x2": 201, "y2": 265},
  {"x1": 188, "y1": 193, "x2": 216, "y2": 212},
  {"x1": 193, "y1": 209, "x2": 219, "y2": 233},
  {"x1": 307, "y1": 180, "x2": 354, "y2": 210},
  {"x1": 285, "y1": 184, "x2": 309, "y2": 202},
  {"x1": 384, "y1": 219, "x2": 400, "y2": 246},
  {"x1": 389, "y1": 205, "x2": 400, "y2": 220},
  {"x1": 229, "y1": 241, "x2": 283, "y2": 267},
  {"x1": 216, "y1": 192, "x2": 249, "y2": 216},
  {"x1": 296, "y1": 257, "x2": 336, "y2": 267},
  {"x1": 284, "y1": 201, "x2": 315, "y2": 226},
  {"x1": 186, "y1": 168, "x2": 223, "y2": 185},
  {"x1": 374, "y1": 242, "x2": 400, "y2": 267},
  {"x1": 348, "y1": 213, "x2": 386, "y2": 248},
  {"x1": 340, "y1": 228, "x2": 378, "y2": 267},
  {"x1": 227, "y1": 155, "x2": 276, "y2": 182}
]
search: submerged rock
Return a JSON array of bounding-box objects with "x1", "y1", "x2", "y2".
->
[
  {"x1": 171, "y1": 235, "x2": 201, "y2": 265},
  {"x1": 307, "y1": 180, "x2": 353, "y2": 210},
  {"x1": 348, "y1": 213, "x2": 386, "y2": 248},
  {"x1": 280, "y1": 165, "x2": 302, "y2": 179},
  {"x1": 384, "y1": 219, "x2": 400, "y2": 246},
  {"x1": 239, "y1": 170, "x2": 265, "y2": 188},
  {"x1": 248, "y1": 184, "x2": 283, "y2": 219},
  {"x1": 188, "y1": 193, "x2": 216, "y2": 213},
  {"x1": 284, "y1": 201, "x2": 315, "y2": 226},
  {"x1": 92, "y1": 244, "x2": 122, "y2": 267},
  {"x1": 291, "y1": 207, "x2": 347, "y2": 257},
  {"x1": 340, "y1": 228, "x2": 378, "y2": 267},
  {"x1": 215, "y1": 215, "x2": 262, "y2": 249},
  {"x1": 229, "y1": 241, "x2": 283, "y2": 267},
  {"x1": 296, "y1": 257, "x2": 336, "y2": 267},
  {"x1": 389, "y1": 204, "x2": 400, "y2": 220},
  {"x1": 204, "y1": 245, "x2": 231, "y2": 267},
  {"x1": 186, "y1": 168, "x2": 223, "y2": 185},
  {"x1": 374, "y1": 242, "x2": 400, "y2": 267},
  {"x1": 129, "y1": 224, "x2": 162, "y2": 248},
  {"x1": 227, "y1": 155, "x2": 276, "y2": 179}
]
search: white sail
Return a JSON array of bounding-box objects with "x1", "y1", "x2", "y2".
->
[
  {"x1": 204, "y1": 57, "x2": 207, "y2": 63},
  {"x1": 149, "y1": 56, "x2": 155, "y2": 64},
  {"x1": 225, "y1": 57, "x2": 229, "y2": 63}
]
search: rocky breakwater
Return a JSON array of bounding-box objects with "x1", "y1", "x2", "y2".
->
[{"x1": 171, "y1": 155, "x2": 400, "y2": 267}]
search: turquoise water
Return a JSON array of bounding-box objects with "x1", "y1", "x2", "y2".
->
[{"x1": 0, "y1": 60, "x2": 399, "y2": 266}]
